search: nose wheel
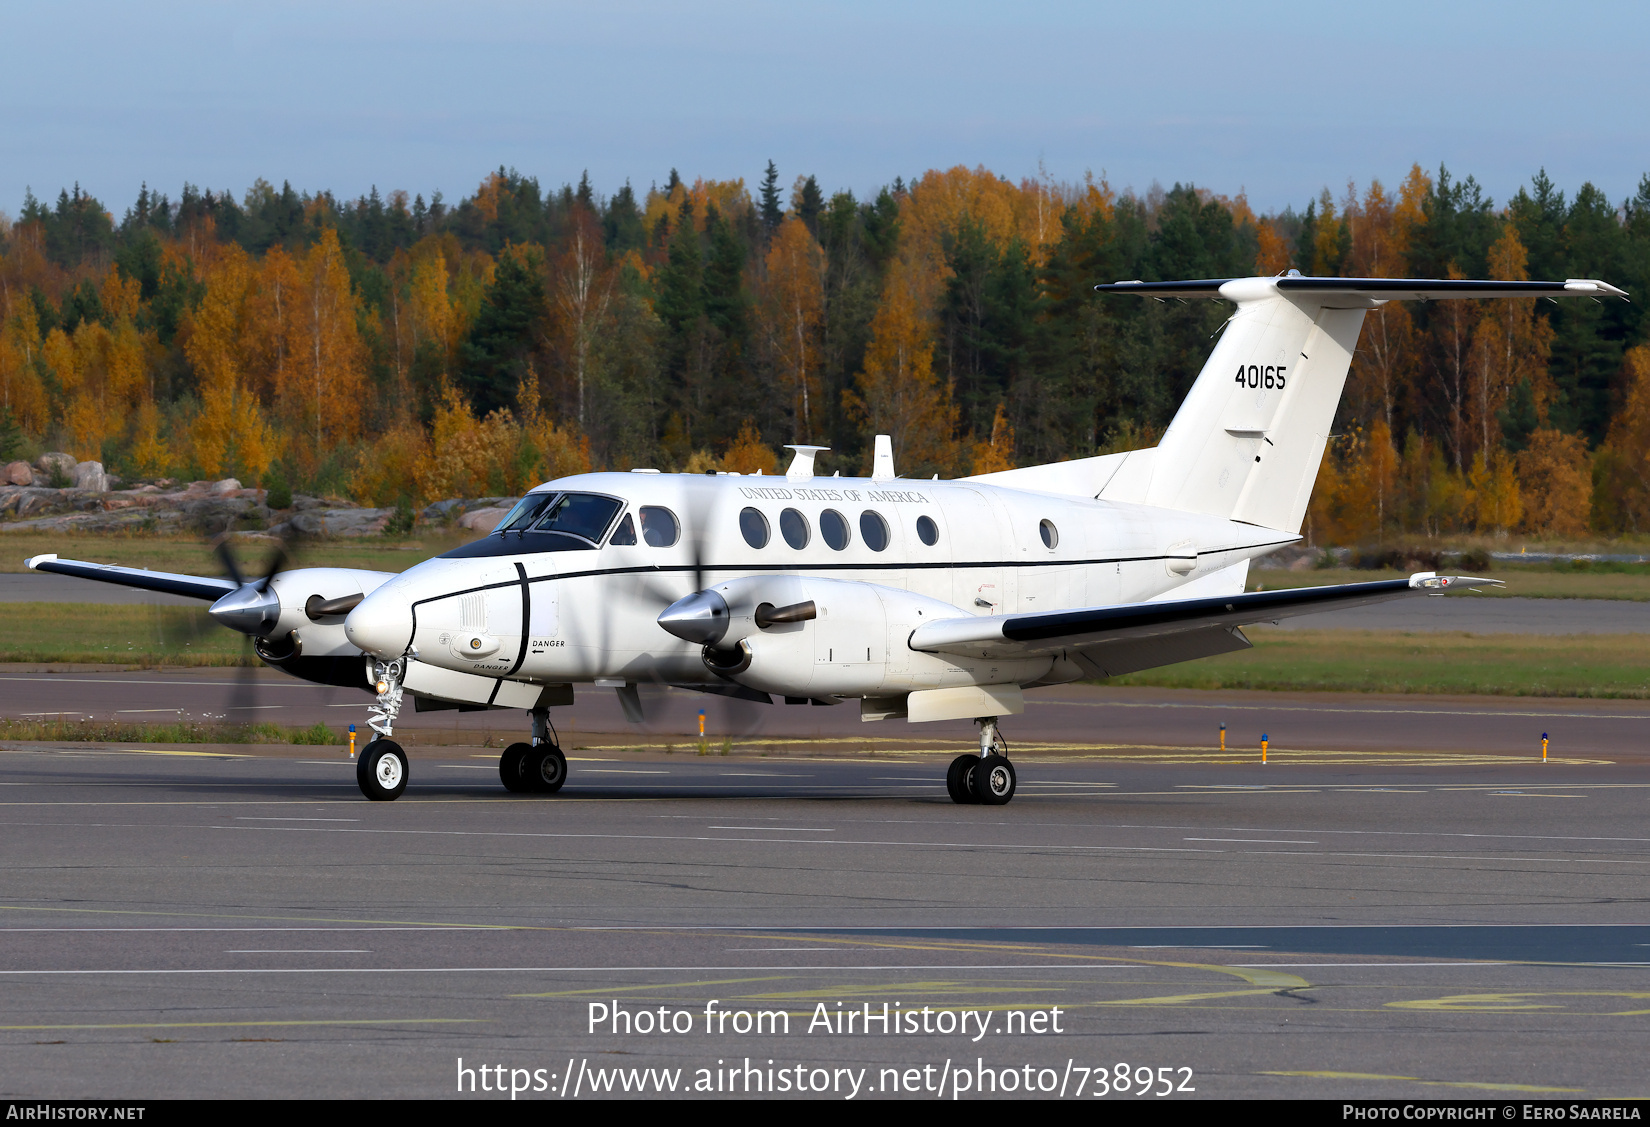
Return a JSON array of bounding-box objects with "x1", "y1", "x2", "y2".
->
[
  {"x1": 947, "y1": 717, "x2": 1016, "y2": 805},
  {"x1": 357, "y1": 739, "x2": 408, "y2": 801}
]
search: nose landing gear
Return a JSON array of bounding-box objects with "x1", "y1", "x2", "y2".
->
[
  {"x1": 500, "y1": 707, "x2": 567, "y2": 795},
  {"x1": 946, "y1": 716, "x2": 1016, "y2": 805},
  {"x1": 358, "y1": 659, "x2": 409, "y2": 801}
]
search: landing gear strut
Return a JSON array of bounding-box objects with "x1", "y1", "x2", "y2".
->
[
  {"x1": 500, "y1": 707, "x2": 567, "y2": 794},
  {"x1": 358, "y1": 659, "x2": 408, "y2": 801},
  {"x1": 946, "y1": 716, "x2": 1016, "y2": 806}
]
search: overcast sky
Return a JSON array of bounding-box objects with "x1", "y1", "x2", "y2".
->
[{"x1": 3, "y1": 0, "x2": 1646, "y2": 219}]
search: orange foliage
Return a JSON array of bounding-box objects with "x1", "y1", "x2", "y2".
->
[
  {"x1": 970, "y1": 403, "x2": 1015, "y2": 474},
  {"x1": 1516, "y1": 429, "x2": 1591, "y2": 538},
  {"x1": 720, "y1": 418, "x2": 778, "y2": 476},
  {"x1": 846, "y1": 275, "x2": 962, "y2": 477},
  {"x1": 758, "y1": 217, "x2": 825, "y2": 440},
  {"x1": 182, "y1": 244, "x2": 275, "y2": 478},
  {"x1": 0, "y1": 297, "x2": 49, "y2": 434},
  {"x1": 1254, "y1": 222, "x2": 1293, "y2": 275},
  {"x1": 280, "y1": 228, "x2": 367, "y2": 467},
  {"x1": 644, "y1": 178, "x2": 753, "y2": 235}
]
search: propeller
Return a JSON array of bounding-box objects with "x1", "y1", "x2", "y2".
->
[{"x1": 201, "y1": 531, "x2": 297, "y2": 729}]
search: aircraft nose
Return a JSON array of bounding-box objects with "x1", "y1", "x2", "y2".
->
[
  {"x1": 345, "y1": 585, "x2": 413, "y2": 657},
  {"x1": 658, "y1": 590, "x2": 731, "y2": 645}
]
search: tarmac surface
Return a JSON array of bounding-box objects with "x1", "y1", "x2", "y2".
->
[
  {"x1": 2, "y1": 573, "x2": 1648, "y2": 1100},
  {"x1": 1, "y1": 714, "x2": 1648, "y2": 1099},
  {"x1": 0, "y1": 666, "x2": 1644, "y2": 763}
]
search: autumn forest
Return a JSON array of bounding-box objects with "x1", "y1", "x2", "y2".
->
[{"x1": 4, "y1": 162, "x2": 1650, "y2": 544}]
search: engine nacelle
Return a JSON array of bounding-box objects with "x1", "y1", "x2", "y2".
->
[{"x1": 687, "y1": 575, "x2": 1052, "y2": 699}]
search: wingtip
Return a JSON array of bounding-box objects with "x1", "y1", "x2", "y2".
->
[
  {"x1": 1409, "y1": 571, "x2": 1502, "y2": 590},
  {"x1": 24, "y1": 553, "x2": 57, "y2": 570}
]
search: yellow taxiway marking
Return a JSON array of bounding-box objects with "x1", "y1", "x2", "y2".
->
[
  {"x1": 1263, "y1": 1071, "x2": 1579, "y2": 1094},
  {"x1": 737, "y1": 981, "x2": 1063, "y2": 1001},
  {"x1": 512, "y1": 976, "x2": 790, "y2": 999},
  {"x1": 0, "y1": 1018, "x2": 483, "y2": 1032},
  {"x1": 1099, "y1": 988, "x2": 1281, "y2": 1006},
  {"x1": 681, "y1": 930, "x2": 1312, "y2": 996},
  {"x1": 126, "y1": 749, "x2": 250, "y2": 758},
  {"x1": 1388, "y1": 991, "x2": 1650, "y2": 1013}
]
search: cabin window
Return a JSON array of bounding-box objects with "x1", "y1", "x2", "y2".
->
[
  {"x1": 1039, "y1": 519, "x2": 1059, "y2": 549},
  {"x1": 532, "y1": 493, "x2": 624, "y2": 543},
  {"x1": 780, "y1": 508, "x2": 810, "y2": 549},
  {"x1": 640, "y1": 506, "x2": 680, "y2": 547},
  {"x1": 609, "y1": 513, "x2": 637, "y2": 545},
  {"x1": 859, "y1": 510, "x2": 890, "y2": 552},
  {"x1": 916, "y1": 515, "x2": 939, "y2": 546},
  {"x1": 820, "y1": 509, "x2": 850, "y2": 551},
  {"x1": 739, "y1": 507, "x2": 770, "y2": 549},
  {"x1": 495, "y1": 492, "x2": 558, "y2": 532}
]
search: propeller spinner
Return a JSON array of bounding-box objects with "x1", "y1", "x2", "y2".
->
[{"x1": 205, "y1": 536, "x2": 287, "y2": 636}]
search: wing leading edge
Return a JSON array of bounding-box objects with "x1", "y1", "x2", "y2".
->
[
  {"x1": 909, "y1": 573, "x2": 1498, "y2": 667},
  {"x1": 25, "y1": 554, "x2": 238, "y2": 602}
]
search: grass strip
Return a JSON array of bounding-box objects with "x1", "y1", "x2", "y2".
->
[
  {"x1": 0, "y1": 717, "x2": 343, "y2": 744},
  {"x1": 1113, "y1": 628, "x2": 1650, "y2": 698},
  {"x1": 0, "y1": 603, "x2": 249, "y2": 664}
]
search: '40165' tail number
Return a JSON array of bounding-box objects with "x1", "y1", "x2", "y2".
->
[{"x1": 1236, "y1": 364, "x2": 1286, "y2": 389}]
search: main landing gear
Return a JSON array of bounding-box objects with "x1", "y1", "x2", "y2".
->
[
  {"x1": 499, "y1": 707, "x2": 567, "y2": 795},
  {"x1": 946, "y1": 716, "x2": 1017, "y2": 806}
]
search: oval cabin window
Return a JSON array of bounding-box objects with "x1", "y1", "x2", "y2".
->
[
  {"x1": 916, "y1": 515, "x2": 939, "y2": 546},
  {"x1": 739, "y1": 507, "x2": 770, "y2": 549},
  {"x1": 820, "y1": 509, "x2": 850, "y2": 551},
  {"x1": 859, "y1": 511, "x2": 890, "y2": 552},
  {"x1": 1039, "y1": 519, "x2": 1059, "y2": 549},
  {"x1": 779, "y1": 508, "x2": 810, "y2": 549}
]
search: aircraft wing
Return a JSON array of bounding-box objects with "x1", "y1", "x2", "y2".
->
[
  {"x1": 25, "y1": 554, "x2": 238, "y2": 601},
  {"x1": 908, "y1": 572, "x2": 1499, "y2": 677}
]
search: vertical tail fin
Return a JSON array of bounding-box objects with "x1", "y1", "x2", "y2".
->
[{"x1": 1094, "y1": 276, "x2": 1626, "y2": 534}]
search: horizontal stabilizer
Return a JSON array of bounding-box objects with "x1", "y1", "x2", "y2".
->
[{"x1": 1095, "y1": 276, "x2": 1628, "y2": 302}]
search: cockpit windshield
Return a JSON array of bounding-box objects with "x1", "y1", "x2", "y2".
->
[
  {"x1": 493, "y1": 492, "x2": 558, "y2": 533},
  {"x1": 531, "y1": 493, "x2": 623, "y2": 542}
]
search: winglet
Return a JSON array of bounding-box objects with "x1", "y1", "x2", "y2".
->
[
  {"x1": 24, "y1": 554, "x2": 57, "y2": 570},
  {"x1": 1408, "y1": 571, "x2": 1503, "y2": 591}
]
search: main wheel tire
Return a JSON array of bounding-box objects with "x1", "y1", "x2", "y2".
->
[
  {"x1": 357, "y1": 739, "x2": 408, "y2": 801},
  {"x1": 970, "y1": 754, "x2": 1016, "y2": 805},
  {"x1": 528, "y1": 745, "x2": 567, "y2": 793},
  {"x1": 499, "y1": 742, "x2": 535, "y2": 792},
  {"x1": 946, "y1": 754, "x2": 980, "y2": 804}
]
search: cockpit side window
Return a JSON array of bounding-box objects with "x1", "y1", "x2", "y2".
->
[
  {"x1": 532, "y1": 493, "x2": 624, "y2": 543},
  {"x1": 640, "y1": 506, "x2": 680, "y2": 547},
  {"x1": 609, "y1": 512, "x2": 637, "y2": 545},
  {"x1": 495, "y1": 492, "x2": 558, "y2": 533}
]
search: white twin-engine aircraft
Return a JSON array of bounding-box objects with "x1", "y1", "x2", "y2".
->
[{"x1": 27, "y1": 273, "x2": 1625, "y2": 804}]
